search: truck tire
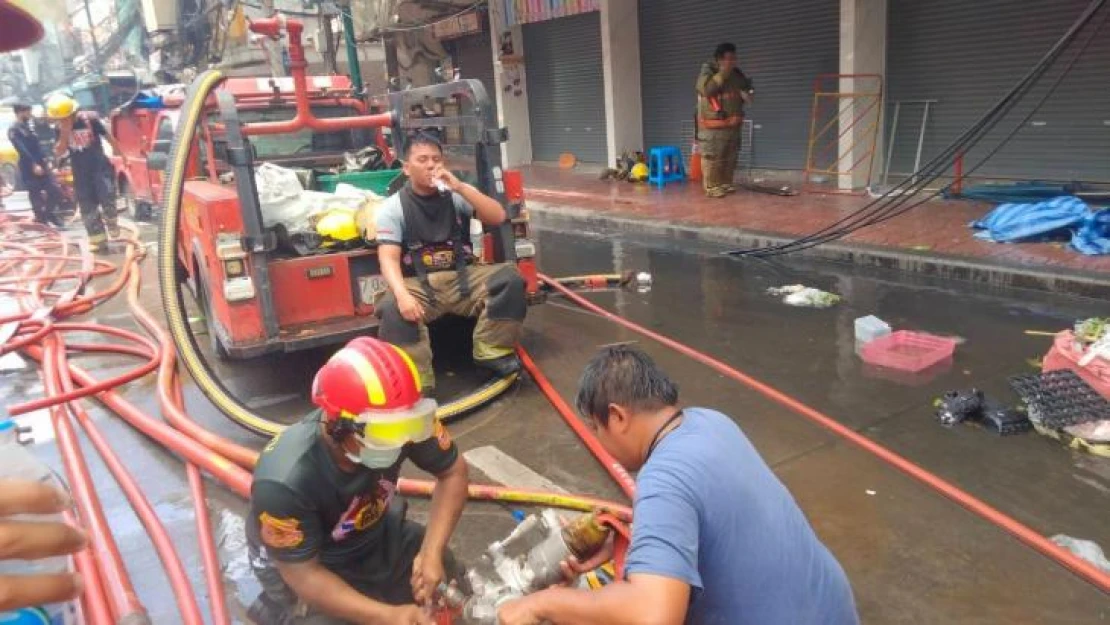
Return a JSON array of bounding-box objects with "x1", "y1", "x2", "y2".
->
[{"x1": 195, "y1": 272, "x2": 231, "y2": 361}]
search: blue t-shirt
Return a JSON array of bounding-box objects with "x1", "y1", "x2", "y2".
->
[{"x1": 625, "y1": 408, "x2": 859, "y2": 625}]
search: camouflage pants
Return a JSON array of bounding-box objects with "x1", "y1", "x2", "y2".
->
[
  {"x1": 375, "y1": 263, "x2": 526, "y2": 391},
  {"x1": 698, "y1": 126, "x2": 742, "y2": 193}
]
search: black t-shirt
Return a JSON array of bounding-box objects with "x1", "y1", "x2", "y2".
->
[
  {"x1": 66, "y1": 112, "x2": 110, "y2": 177},
  {"x1": 246, "y1": 411, "x2": 458, "y2": 568}
]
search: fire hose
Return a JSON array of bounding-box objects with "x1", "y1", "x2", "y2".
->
[
  {"x1": 4, "y1": 218, "x2": 634, "y2": 623},
  {"x1": 156, "y1": 68, "x2": 518, "y2": 440},
  {"x1": 2, "y1": 63, "x2": 1106, "y2": 624}
]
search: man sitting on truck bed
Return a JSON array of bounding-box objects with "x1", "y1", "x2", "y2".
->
[{"x1": 374, "y1": 133, "x2": 526, "y2": 393}]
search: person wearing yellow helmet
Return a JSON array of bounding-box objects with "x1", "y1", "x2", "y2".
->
[{"x1": 47, "y1": 93, "x2": 128, "y2": 252}]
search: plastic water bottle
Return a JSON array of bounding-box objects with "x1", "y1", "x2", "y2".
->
[
  {"x1": 470, "y1": 219, "x2": 485, "y2": 263},
  {"x1": 0, "y1": 420, "x2": 78, "y2": 625}
]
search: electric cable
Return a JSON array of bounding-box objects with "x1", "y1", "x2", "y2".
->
[
  {"x1": 727, "y1": 0, "x2": 1107, "y2": 258},
  {"x1": 761, "y1": 3, "x2": 1110, "y2": 258}
]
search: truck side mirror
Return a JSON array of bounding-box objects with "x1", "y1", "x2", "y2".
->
[
  {"x1": 152, "y1": 139, "x2": 172, "y2": 153},
  {"x1": 147, "y1": 153, "x2": 169, "y2": 172}
]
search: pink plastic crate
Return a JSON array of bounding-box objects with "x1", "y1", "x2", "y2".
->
[{"x1": 860, "y1": 331, "x2": 957, "y2": 373}]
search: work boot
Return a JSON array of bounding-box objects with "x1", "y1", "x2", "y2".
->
[
  {"x1": 706, "y1": 186, "x2": 728, "y2": 199},
  {"x1": 722, "y1": 184, "x2": 737, "y2": 194},
  {"x1": 107, "y1": 224, "x2": 121, "y2": 240},
  {"x1": 475, "y1": 353, "x2": 522, "y2": 378}
]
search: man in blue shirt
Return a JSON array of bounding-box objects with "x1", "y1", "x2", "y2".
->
[{"x1": 498, "y1": 345, "x2": 859, "y2": 625}]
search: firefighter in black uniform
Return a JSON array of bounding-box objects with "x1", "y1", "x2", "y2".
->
[
  {"x1": 247, "y1": 336, "x2": 469, "y2": 625},
  {"x1": 46, "y1": 93, "x2": 127, "y2": 252},
  {"x1": 7, "y1": 102, "x2": 64, "y2": 227},
  {"x1": 373, "y1": 133, "x2": 526, "y2": 393}
]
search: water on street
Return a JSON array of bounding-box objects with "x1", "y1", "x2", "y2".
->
[{"x1": 2, "y1": 208, "x2": 1108, "y2": 623}]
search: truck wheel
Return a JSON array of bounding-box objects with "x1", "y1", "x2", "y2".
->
[{"x1": 196, "y1": 274, "x2": 231, "y2": 361}]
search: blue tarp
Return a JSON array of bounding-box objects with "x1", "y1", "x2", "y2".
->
[{"x1": 970, "y1": 196, "x2": 1110, "y2": 256}]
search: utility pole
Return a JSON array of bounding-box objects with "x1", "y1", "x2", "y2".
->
[{"x1": 82, "y1": 0, "x2": 101, "y2": 69}]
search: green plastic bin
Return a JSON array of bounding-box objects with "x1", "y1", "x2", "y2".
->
[{"x1": 316, "y1": 170, "x2": 400, "y2": 195}]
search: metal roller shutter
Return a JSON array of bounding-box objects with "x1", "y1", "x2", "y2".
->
[
  {"x1": 638, "y1": 0, "x2": 839, "y2": 170},
  {"x1": 887, "y1": 0, "x2": 1110, "y2": 183},
  {"x1": 451, "y1": 33, "x2": 497, "y2": 102},
  {"x1": 524, "y1": 12, "x2": 608, "y2": 163}
]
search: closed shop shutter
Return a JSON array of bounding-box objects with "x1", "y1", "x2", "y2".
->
[
  {"x1": 451, "y1": 32, "x2": 496, "y2": 102},
  {"x1": 524, "y1": 12, "x2": 608, "y2": 163},
  {"x1": 638, "y1": 0, "x2": 839, "y2": 170},
  {"x1": 887, "y1": 0, "x2": 1110, "y2": 183}
]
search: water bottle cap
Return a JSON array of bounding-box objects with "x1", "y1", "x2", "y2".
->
[{"x1": 0, "y1": 419, "x2": 15, "y2": 432}]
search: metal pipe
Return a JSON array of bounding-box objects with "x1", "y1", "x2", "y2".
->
[{"x1": 240, "y1": 18, "x2": 390, "y2": 137}]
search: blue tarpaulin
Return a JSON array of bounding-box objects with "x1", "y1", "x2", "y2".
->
[{"x1": 970, "y1": 196, "x2": 1110, "y2": 256}]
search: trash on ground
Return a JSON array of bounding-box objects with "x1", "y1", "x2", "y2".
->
[
  {"x1": 767, "y1": 285, "x2": 841, "y2": 308},
  {"x1": 1041, "y1": 329, "x2": 1110, "y2": 400},
  {"x1": 854, "y1": 315, "x2": 891, "y2": 344},
  {"x1": 1009, "y1": 369, "x2": 1110, "y2": 429},
  {"x1": 1074, "y1": 317, "x2": 1109, "y2": 345},
  {"x1": 865, "y1": 490, "x2": 876, "y2": 496},
  {"x1": 979, "y1": 400, "x2": 1032, "y2": 436},
  {"x1": 860, "y1": 331, "x2": 956, "y2": 372},
  {"x1": 969, "y1": 195, "x2": 1110, "y2": 255},
  {"x1": 1050, "y1": 535, "x2": 1110, "y2": 574},
  {"x1": 934, "y1": 389, "x2": 984, "y2": 427}
]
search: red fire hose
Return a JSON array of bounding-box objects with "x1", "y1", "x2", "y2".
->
[{"x1": 538, "y1": 273, "x2": 1110, "y2": 594}]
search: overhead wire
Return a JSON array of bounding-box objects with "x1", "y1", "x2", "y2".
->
[{"x1": 727, "y1": 0, "x2": 1107, "y2": 258}]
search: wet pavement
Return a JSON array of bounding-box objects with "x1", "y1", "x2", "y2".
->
[{"x1": 3, "y1": 210, "x2": 1109, "y2": 623}]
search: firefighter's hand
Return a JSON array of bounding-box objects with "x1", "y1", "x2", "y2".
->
[
  {"x1": 32, "y1": 164, "x2": 45, "y2": 176},
  {"x1": 387, "y1": 604, "x2": 434, "y2": 625},
  {"x1": 432, "y1": 166, "x2": 463, "y2": 192},
  {"x1": 497, "y1": 595, "x2": 544, "y2": 625},
  {"x1": 0, "y1": 480, "x2": 87, "y2": 613},
  {"x1": 559, "y1": 533, "x2": 614, "y2": 583},
  {"x1": 410, "y1": 550, "x2": 445, "y2": 606},
  {"x1": 397, "y1": 292, "x2": 425, "y2": 323}
]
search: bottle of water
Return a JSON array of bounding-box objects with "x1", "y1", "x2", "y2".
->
[
  {"x1": 470, "y1": 219, "x2": 485, "y2": 263},
  {"x1": 0, "y1": 420, "x2": 78, "y2": 625}
]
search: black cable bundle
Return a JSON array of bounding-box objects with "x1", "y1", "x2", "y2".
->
[{"x1": 726, "y1": 0, "x2": 1109, "y2": 259}]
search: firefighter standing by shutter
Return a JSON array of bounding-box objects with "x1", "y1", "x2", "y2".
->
[
  {"x1": 373, "y1": 133, "x2": 526, "y2": 394},
  {"x1": 46, "y1": 93, "x2": 127, "y2": 252},
  {"x1": 695, "y1": 43, "x2": 754, "y2": 199}
]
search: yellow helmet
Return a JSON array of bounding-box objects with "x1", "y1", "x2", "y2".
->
[
  {"x1": 45, "y1": 94, "x2": 79, "y2": 120},
  {"x1": 315, "y1": 209, "x2": 360, "y2": 243},
  {"x1": 629, "y1": 162, "x2": 649, "y2": 182}
]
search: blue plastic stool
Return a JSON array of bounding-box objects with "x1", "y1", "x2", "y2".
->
[{"x1": 647, "y1": 146, "x2": 687, "y2": 188}]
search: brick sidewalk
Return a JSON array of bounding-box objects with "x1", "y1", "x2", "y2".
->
[{"x1": 520, "y1": 165, "x2": 1110, "y2": 282}]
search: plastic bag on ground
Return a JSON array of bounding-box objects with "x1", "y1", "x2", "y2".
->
[
  {"x1": 767, "y1": 284, "x2": 841, "y2": 308},
  {"x1": 1050, "y1": 535, "x2": 1110, "y2": 574}
]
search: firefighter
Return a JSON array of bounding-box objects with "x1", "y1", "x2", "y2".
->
[
  {"x1": 374, "y1": 132, "x2": 526, "y2": 393},
  {"x1": 246, "y1": 336, "x2": 469, "y2": 625},
  {"x1": 45, "y1": 94, "x2": 127, "y2": 252},
  {"x1": 8, "y1": 102, "x2": 65, "y2": 227},
  {"x1": 695, "y1": 43, "x2": 754, "y2": 199}
]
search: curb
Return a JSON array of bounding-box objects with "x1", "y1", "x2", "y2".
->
[{"x1": 528, "y1": 202, "x2": 1110, "y2": 301}]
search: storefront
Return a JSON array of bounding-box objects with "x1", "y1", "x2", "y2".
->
[
  {"x1": 637, "y1": 0, "x2": 839, "y2": 170},
  {"x1": 886, "y1": 0, "x2": 1110, "y2": 182}
]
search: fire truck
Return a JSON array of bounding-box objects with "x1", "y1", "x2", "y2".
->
[{"x1": 160, "y1": 18, "x2": 538, "y2": 361}]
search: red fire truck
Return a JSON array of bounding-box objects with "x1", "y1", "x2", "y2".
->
[{"x1": 160, "y1": 18, "x2": 538, "y2": 360}]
